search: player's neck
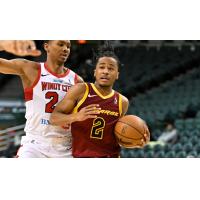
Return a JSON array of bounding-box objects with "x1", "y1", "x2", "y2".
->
[
  {"x1": 94, "y1": 82, "x2": 113, "y2": 96},
  {"x1": 45, "y1": 58, "x2": 66, "y2": 74}
]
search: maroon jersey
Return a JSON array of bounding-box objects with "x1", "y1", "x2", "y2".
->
[{"x1": 71, "y1": 83, "x2": 123, "y2": 158}]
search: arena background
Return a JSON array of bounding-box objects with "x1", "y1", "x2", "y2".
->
[{"x1": 1, "y1": 40, "x2": 200, "y2": 158}]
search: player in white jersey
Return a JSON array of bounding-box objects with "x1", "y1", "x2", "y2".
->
[{"x1": 0, "y1": 40, "x2": 83, "y2": 158}]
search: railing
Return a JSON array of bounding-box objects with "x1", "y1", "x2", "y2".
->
[
  {"x1": 112, "y1": 40, "x2": 200, "y2": 48},
  {"x1": 0, "y1": 124, "x2": 25, "y2": 152}
]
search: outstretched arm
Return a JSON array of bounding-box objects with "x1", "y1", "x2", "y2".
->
[
  {"x1": 0, "y1": 41, "x2": 40, "y2": 76},
  {"x1": 0, "y1": 57, "x2": 40, "y2": 89},
  {"x1": 0, "y1": 40, "x2": 41, "y2": 57},
  {"x1": 50, "y1": 83, "x2": 100, "y2": 126},
  {"x1": 0, "y1": 58, "x2": 34, "y2": 76}
]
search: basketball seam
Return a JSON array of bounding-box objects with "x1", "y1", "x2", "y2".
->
[
  {"x1": 115, "y1": 129, "x2": 142, "y2": 140},
  {"x1": 116, "y1": 121, "x2": 145, "y2": 139}
]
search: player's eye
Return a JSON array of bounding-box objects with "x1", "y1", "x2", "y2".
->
[
  {"x1": 108, "y1": 67, "x2": 114, "y2": 71},
  {"x1": 58, "y1": 43, "x2": 64, "y2": 47},
  {"x1": 99, "y1": 65, "x2": 105, "y2": 69}
]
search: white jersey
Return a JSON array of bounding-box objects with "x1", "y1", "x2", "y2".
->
[{"x1": 24, "y1": 62, "x2": 78, "y2": 139}]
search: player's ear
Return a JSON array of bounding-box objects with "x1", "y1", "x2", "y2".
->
[
  {"x1": 116, "y1": 72, "x2": 119, "y2": 80},
  {"x1": 44, "y1": 43, "x2": 49, "y2": 52}
]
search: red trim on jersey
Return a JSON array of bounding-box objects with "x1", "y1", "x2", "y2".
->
[
  {"x1": 75, "y1": 74, "x2": 78, "y2": 84},
  {"x1": 24, "y1": 64, "x2": 41, "y2": 102},
  {"x1": 44, "y1": 62, "x2": 70, "y2": 78}
]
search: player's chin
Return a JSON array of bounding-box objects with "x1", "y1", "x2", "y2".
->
[
  {"x1": 59, "y1": 57, "x2": 68, "y2": 63},
  {"x1": 99, "y1": 83, "x2": 111, "y2": 87},
  {"x1": 99, "y1": 80, "x2": 112, "y2": 87}
]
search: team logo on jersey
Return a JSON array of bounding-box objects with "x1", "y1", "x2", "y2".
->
[
  {"x1": 114, "y1": 97, "x2": 118, "y2": 104},
  {"x1": 41, "y1": 82, "x2": 71, "y2": 92},
  {"x1": 53, "y1": 79, "x2": 73, "y2": 86},
  {"x1": 53, "y1": 79, "x2": 64, "y2": 84}
]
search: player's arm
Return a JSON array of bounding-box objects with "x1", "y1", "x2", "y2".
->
[
  {"x1": 121, "y1": 95, "x2": 129, "y2": 116},
  {"x1": 50, "y1": 83, "x2": 100, "y2": 126},
  {"x1": 0, "y1": 58, "x2": 36, "y2": 76}
]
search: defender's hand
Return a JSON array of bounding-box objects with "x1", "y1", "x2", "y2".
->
[{"x1": 0, "y1": 40, "x2": 41, "y2": 57}]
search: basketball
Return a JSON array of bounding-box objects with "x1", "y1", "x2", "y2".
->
[{"x1": 114, "y1": 115, "x2": 150, "y2": 148}]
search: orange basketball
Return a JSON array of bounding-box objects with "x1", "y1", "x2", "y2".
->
[{"x1": 114, "y1": 115, "x2": 150, "y2": 148}]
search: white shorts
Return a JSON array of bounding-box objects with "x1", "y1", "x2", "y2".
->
[{"x1": 16, "y1": 134, "x2": 72, "y2": 158}]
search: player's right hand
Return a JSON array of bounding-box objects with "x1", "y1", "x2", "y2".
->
[
  {"x1": 75, "y1": 104, "x2": 101, "y2": 121},
  {"x1": 0, "y1": 40, "x2": 41, "y2": 57}
]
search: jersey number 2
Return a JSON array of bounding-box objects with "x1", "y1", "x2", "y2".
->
[
  {"x1": 45, "y1": 92, "x2": 59, "y2": 113},
  {"x1": 90, "y1": 117, "x2": 105, "y2": 139}
]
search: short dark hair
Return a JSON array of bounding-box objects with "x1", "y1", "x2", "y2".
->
[{"x1": 93, "y1": 41, "x2": 121, "y2": 68}]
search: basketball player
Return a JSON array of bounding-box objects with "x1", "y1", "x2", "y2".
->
[
  {"x1": 0, "y1": 40, "x2": 83, "y2": 158},
  {"x1": 50, "y1": 43, "x2": 131, "y2": 157},
  {"x1": 0, "y1": 40, "x2": 41, "y2": 56}
]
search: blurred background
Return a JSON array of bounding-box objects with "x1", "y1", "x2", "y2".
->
[{"x1": 1, "y1": 40, "x2": 200, "y2": 158}]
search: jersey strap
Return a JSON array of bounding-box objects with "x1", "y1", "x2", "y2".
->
[{"x1": 73, "y1": 83, "x2": 89, "y2": 113}]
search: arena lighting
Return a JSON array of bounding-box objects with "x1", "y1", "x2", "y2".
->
[{"x1": 77, "y1": 40, "x2": 87, "y2": 44}]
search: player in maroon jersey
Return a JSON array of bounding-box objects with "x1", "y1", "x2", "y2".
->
[{"x1": 50, "y1": 42, "x2": 137, "y2": 157}]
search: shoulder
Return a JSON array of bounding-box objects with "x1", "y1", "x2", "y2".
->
[
  {"x1": 121, "y1": 94, "x2": 129, "y2": 104},
  {"x1": 118, "y1": 93, "x2": 129, "y2": 115},
  {"x1": 21, "y1": 59, "x2": 40, "y2": 73},
  {"x1": 118, "y1": 93, "x2": 129, "y2": 106},
  {"x1": 12, "y1": 59, "x2": 40, "y2": 72},
  {"x1": 69, "y1": 82, "x2": 87, "y2": 94},
  {"x1": 67, "y1": 83, "x2": 88, "y2": 101}
]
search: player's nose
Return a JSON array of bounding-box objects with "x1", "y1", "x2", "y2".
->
[
  {"x1": 102, "y1": 67, "x2": 109, "y2": 74},
  {"x1": 63, "y1": 46, "x2": 70, "y2": 53}
]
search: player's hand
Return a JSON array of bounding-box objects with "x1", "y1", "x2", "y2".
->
[
  {"x1": 140, "y1": 126, "x2": 150, "y2": 147},
  {"x1": 0, "y1": 40, "x2": 41, "y2": 57},
  {"x1": 75, "y1": 104, "x2": 101, "y2": 122},
  {"x1": 144, "y1": 125, "x2": 150, "y2": 143},
  {"x1": 134, "y1": 129, "x2": 150, "y2": 148}
]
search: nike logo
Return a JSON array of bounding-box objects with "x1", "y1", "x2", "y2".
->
[
  {"x1": 41, "y1": 74, "x2": 50, "y2": 77},
  {"x1": 88, "y1": 94, "x2": 97, "y2": 98}
]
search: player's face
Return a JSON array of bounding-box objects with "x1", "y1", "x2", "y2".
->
[
  {"x1": 94, "y1": 57, "x2": 119, "y2": 87},
  {"x1": 44, "y1": 40, "x2": 71, "y2": 64}
]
